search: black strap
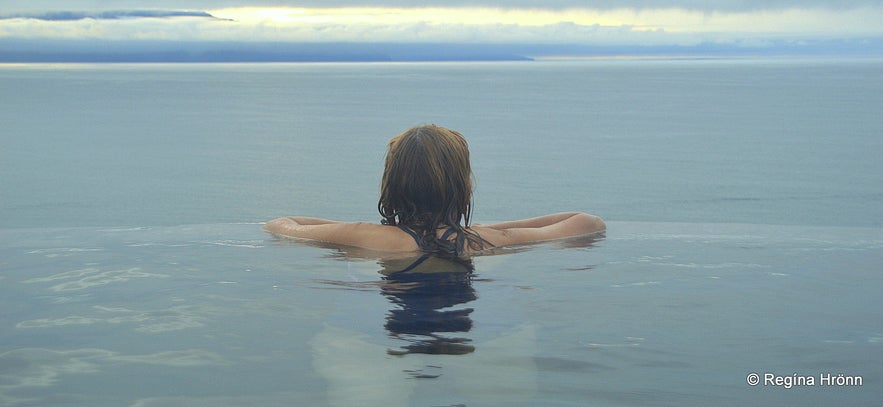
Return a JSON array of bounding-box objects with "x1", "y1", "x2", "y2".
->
[
  {"x1": 395, "y1": 226, "x2": 458, "y2": 273},
  {"x1": 398, "y1": 253, "x2": 432, "y2": 273},
  {"x1": 398, "y1": 225, "x2": 457, "y2": 245},
  {"x1": 440, "y1": 228, "x2": 456, "y2": 241},
  {"x1": 397, "y1": 225, "x2": 421, "y2": 245}
]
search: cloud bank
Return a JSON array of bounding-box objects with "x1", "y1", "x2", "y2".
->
[
  {"x1": 0, "y1": 3, "x2": 880, "y2": 61},
  {"x1": 1, "y1": 10, "x2": 225, "y2": 21},
  {"x1": 6, "y1": 0, "x2": 883, "y2": 12},
  {"x1": 1, "y1": 6, "x2": 880, "y2": 43}
]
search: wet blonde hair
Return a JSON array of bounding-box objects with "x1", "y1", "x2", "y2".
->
[{"x1": 378, "y1": 125, "x2": 488, "y2": 257}]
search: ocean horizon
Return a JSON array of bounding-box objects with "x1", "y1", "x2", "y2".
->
[{"x1": 2, "y1": 38, "x2": 882, "y2": 63}]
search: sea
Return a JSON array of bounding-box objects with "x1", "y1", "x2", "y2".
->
[{"x1": 0, "y1": 58, "x2": 881, "y2": 406}]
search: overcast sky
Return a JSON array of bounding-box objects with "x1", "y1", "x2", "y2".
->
[{"x1": 2, "y1": 0, "x2": 881, "y2": 47}]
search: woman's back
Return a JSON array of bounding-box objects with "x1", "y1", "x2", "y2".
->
[{"x1": 264, "y1": 125, "x2": 605, "y2": 254}]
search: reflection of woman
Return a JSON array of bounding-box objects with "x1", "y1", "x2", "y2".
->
[
  {"x1": 379, "y1": 257, "x2": 476, "y2": 356},
  {"x1": 265, "y1": 124, "x2": 605, "y2": 254}
]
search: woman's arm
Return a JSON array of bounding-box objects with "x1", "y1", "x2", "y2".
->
[
  {"x1": 263, "y1": 217, "x2": 415, "y2": 251},
  {"x1": 474, "y1": 212, "x2": 605, "y2": 247},
  {"x1": 280, "y1": 217, "x2": 341, "y2": 226},
  {"x1": 263, "y1": 217, "x2": 340, "y2": 237},
  {"x1": 477, "y1": 212, "x2": 589, "y2": 230},
  {"x1": 263, "y1": 217, "x2": 354, "y2": 242}
]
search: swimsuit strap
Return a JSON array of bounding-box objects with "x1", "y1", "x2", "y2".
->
[
  {"x1": 440, "y1": 227, "x2": 457, "y2": 241},
  {"x1": 397, "y1": 225, "x2": 458, "y2": 246},
  {"x1": 397, "y1": 253, "x2": 432, "y2": 273},
  {"x1": 395, "y1": 225, "x2": 459, "y2": 273},
  {"x1": 397, "y1": 224, "x2": 422, "y2": 245}
]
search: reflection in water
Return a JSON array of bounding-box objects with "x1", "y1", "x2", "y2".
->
[
  {"x1": 293, "y1": 233, "x2": 604, "y2": 359},
  {"x1": 379, "y1": 257, "x2": 477, "y2": 356},
  {"x1": 553, "y1": 233, "x2": 605, "y2": 250}
]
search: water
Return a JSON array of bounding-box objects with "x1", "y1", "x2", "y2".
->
[
  {"x1": 1, "y1": 59, "x2": 881, "y2": 405},
  {"x1": 1, "y1": 222, "x2": 880, "y2": 406},
  {"x1": 1, "y1": 59, "x2": 881, "y2": 228}
]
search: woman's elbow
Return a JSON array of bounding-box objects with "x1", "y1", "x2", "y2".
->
[
  {"x1": 263, "y1": 217, "x2": 296, "y2": 235},
  {"x1": 574, "y1": 212, "x2": 606, "y2": 235}
]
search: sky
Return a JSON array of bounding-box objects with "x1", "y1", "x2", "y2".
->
[{"x1": 1, "y1": 0, "x2": 881, "y2": 59}]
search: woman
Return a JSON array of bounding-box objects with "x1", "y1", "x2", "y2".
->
[{"x1": 264, "y1": 125, "x2": 605, "y2": 255}]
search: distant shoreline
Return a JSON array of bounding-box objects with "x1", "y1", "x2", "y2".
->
[
  {"x1": 0, "y1": 52, "x2": 535, "y2": 63},
  {"x1": 2, "y1": 55, "x2": 881, "y2": 65},
  {"x1": 2, "y1": 39, "x2": 880, "y2": 63}
]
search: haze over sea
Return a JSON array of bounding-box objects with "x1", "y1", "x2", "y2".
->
[{"x1": 1, "y1": 57, "x2": 880, "y2": 229}]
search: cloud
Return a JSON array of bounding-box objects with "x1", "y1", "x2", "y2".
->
[
  {"x1": 0, "y1": 3, "x2": 880, "y2": 60},
  {"x1": 1, "y1": 5, "x2": 880, "y2": 45},
  {"x1": 0, "y1": 347, "x2": 229, "y2": 405},
  {"x1": 21, "y1": 267, "x2": 168, "y2": 292},
  {"x1": 16, "y1": 304, "x2": 208, "y2": 333},
  {"x1": 0, "y1": 10, "x2": 225, "y2": 21},
  {"x1": 7, "y1": 0, "x2": 883, "y2": 12}
]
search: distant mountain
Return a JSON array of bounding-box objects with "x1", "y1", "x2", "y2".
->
[
  {"x1": 0, "y1": 40, "x2": 533, "y2": 63},
  {"x1": 1, "y1": 38, "x2": 880, "y2": 63}
]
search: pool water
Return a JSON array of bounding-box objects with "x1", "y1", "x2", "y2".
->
[{"x1": 1, "y1": 221, "x2": 879, "y2": 406}]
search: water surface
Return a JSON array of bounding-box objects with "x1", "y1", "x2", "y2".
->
[{"x1": 1, "y1": 222, "x2": 880, "y2": 406}]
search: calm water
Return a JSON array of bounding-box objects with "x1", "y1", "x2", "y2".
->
[
  {"x1": 1, "y1": 222, "x2": 880, "y2": 406},
  {"x1": 1, "y1": 59, "x2": 882, "y2": 405},
  {"x1": 1, "y1": 59, "x2": 881, "y2": 228}
]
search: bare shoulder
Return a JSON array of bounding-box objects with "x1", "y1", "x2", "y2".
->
[
  {"x1": 467, "y1": 225, "x2": 508, "y2": 248},
  {"x1": 337, "y1": 222, "x2": 419, "y2": 251}
]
